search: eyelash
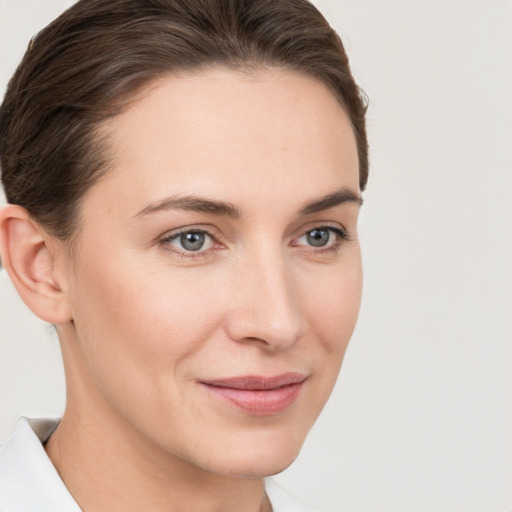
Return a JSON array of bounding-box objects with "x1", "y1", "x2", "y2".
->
[{"x1": 159, "y1": 224, "x2": 351, "y2": 260}]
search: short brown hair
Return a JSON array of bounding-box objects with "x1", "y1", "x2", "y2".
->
[{"x1": 0, "y1": 0, "x2": 368, "y2": 240}]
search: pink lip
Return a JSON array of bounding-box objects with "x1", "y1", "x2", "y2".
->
[{"x1": 200, "y1": 373, "x2": 306, "y2": 415}]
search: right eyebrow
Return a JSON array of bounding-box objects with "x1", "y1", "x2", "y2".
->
[
  {"x1": 134, "y1": 194, "x2": 241, "y2": 218},
  {"x1": 299, "y1": 187, "x2": 363, "y2": 215}
]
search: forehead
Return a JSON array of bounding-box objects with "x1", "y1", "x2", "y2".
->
[{"x1": 89, "y1": 68, "x2": 359, "y2": 216}]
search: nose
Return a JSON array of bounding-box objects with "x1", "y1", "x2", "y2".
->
[{"x1": 224, "y1": 251, "x2": 305, "y2": 351}]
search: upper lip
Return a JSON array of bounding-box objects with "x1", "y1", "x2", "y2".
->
[{"x1": 201, "y1": 372, "x2": 307, "y2": 391}]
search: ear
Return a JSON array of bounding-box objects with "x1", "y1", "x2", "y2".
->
[{"x1": 0, "y1": 204, "x2": 72, "y2": 324}]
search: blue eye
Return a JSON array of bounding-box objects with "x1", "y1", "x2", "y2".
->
[
  {"x1": 296, "y1": 226, "x2": 347, "y2": 250},
  {"x1": 305, "y1": 228, "x2": 331, "y2": 247},
  {"x1": 166, "y1": 231, "x2": 214, "y2": 252}
]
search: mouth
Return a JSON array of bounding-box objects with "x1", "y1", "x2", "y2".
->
[{"x1": 199, "y1": 373, "x2": 307, "y2": 415}]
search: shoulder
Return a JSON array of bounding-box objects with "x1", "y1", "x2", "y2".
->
[{"x1": 0, "y1": 417, "x2": 81, "y2": 512}]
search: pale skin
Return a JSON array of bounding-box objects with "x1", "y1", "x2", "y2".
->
[{"x1": 0, "y1": 68, "x2": 362, "y2": 512}]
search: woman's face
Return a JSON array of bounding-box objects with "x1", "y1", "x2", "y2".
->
[{"x1": 59, "y1": 68, "x2": 362, "y2": 477}]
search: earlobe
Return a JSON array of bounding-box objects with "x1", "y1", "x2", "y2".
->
[{"x1": 0, "y1": 204, "x2": 72, "y2": 324}]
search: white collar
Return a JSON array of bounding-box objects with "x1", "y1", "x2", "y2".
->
[{"x1": 0, "y1": 417, "x2": 312, "y2": 512}]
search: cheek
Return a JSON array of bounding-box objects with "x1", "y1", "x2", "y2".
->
[
  {"x1": 69, "y1": 254, "x2": 224, "y2": 385},
  {"x1": 300, "y1": 253, "x2": 363, "y2": 355},
  {"x1": 300, "y1": 254, "x2": 362, "y2": 415}
]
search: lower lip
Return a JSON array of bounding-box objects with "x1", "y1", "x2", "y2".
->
[{"x1": 201, "y1": 382, "x2": 304, "y2": 415}]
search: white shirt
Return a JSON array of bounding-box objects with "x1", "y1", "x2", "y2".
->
[{"x1": 0, "y1": 417, "x2": 313, "y2": 512}]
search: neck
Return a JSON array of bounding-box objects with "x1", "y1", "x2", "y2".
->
[
  {"x1": 45, "y1": 404, "x2": 272, "y2": 512},
  {"x1": 45, "y1": 333, "x2": 272, "y2": 512}
]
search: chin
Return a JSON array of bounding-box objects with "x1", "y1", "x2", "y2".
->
[
  {"x1": 214, "y1": 450, "x2": 300, "y2": 479},
  {"x1": 199, "y1": 427, "x2": 308, "y2": 479}
]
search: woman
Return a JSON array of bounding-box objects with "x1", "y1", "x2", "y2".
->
[{"x1": 0, "y1": 0, "x2": 368, "y2": 510}]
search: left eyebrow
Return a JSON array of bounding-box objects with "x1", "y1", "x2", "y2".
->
[{"x1": 299, "y1": 187, "x2": 363, "y2": 215}]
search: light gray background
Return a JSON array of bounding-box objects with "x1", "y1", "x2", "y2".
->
[{"x1": 1, "y1": 1, "x2": 511, "y2": 511}]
